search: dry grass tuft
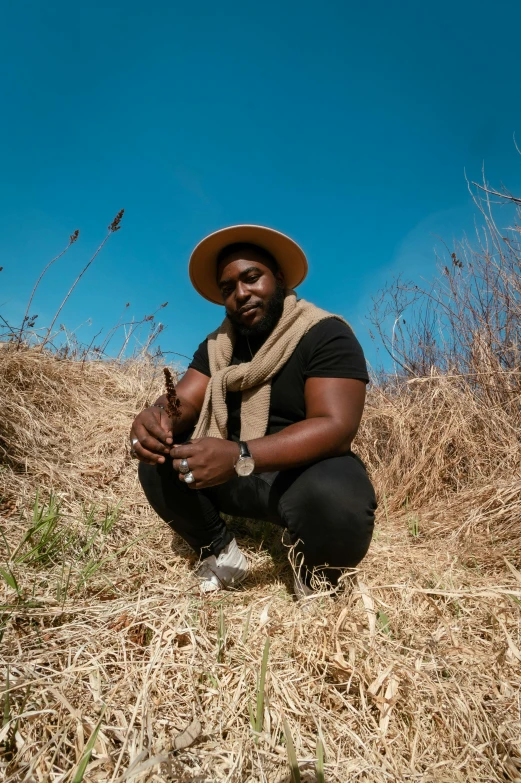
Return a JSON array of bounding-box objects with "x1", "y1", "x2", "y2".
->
[
  {"x1": 357, "y1": 373, "x2": 521, "y2": 568},
  {"x1": 1, "y1": 346, "x2": 520, "y2": 782},
  {"x1": 0, "y1": 344, "x2": 163, "y2": 507}
]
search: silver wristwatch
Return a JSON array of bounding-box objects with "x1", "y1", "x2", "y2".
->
[{"x1": 235, "y1": 441, "x2": 255, "y2": 477}]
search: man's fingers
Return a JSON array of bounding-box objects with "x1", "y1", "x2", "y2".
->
[
  {"x1": 140, "y1": 417, "x2": 172, "y2": 445},
  {"x1": 133, "y1": 424, "x2": 170, "y2": 455},
  {"x1": 149, "y1": 411, "x2": 173, "y2": 443},
  {"x1": 178, "y1": 476, "x2": 223, "y2": 490},
  {"x1": 170, "y1": 443, "x2": 196, "y2": 459},
  {"x1": 178, "y1": 471, "x2": 199, "y2": 489},
  {"x1": 129, "y1": 406, "x2": 176, "y2": 465},
  {"x1": 132, "y1": 441, "x2": 166, "y2": 464},
  {"x1": 177, "y1": 470, "x2": 224, "y2": 490},
  {"x1": 158, "y1": 410, "x2": 174, "y2": 441},
  {"x1": 131, "y1": 428, "x2": 167, "y2": 463},
  {"x1": 140, "y1": 433, "x2": 171, "y2": 454},
  {"x1": 172, "y1": 458, "x2": 192, "y2": 473}
]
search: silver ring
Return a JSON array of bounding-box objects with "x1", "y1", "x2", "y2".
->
[
  {"x1": 184, "y1": 471, "x2": 195, "y2": 484},
  {"x1": 179, "y1": 458, "x2": 190, "y2": 474},
  {"x1": 131, "y1": 438, "x2": 139, "y2": 447}
]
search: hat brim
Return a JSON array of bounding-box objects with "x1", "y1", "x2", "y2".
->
[{"x1": 189, "y1": 224, "x2": 308, "y2": 304}]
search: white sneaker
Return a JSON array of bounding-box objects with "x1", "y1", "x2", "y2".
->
[{"x1": 195, "y1": 539, "x2": 249, "y2": 593}]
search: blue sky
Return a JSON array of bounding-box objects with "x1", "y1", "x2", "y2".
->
[{"x1": 1, "y1": 0, "x2": 520, "y2": 370}]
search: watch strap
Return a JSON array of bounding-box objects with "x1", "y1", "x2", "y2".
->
[{"x1": 238, "y1": 441, "x2": 251, "y2": 459}]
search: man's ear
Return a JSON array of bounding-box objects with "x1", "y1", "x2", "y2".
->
[{"x1": 275, "y1": 269, "x2": 285, "y2": 286}]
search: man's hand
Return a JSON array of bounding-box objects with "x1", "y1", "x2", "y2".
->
[
  {"x1": 171, "y1": 438, "x2": 240, "y2": 489},
  {"x1": 130, "y1": 407, "x2": 174, "y2": 464}
]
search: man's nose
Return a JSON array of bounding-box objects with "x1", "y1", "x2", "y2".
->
[{"x1": 235, "y1": 281, "x2": 250, "y2": 303}]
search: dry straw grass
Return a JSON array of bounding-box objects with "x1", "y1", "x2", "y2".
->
[
  {"x1": 357, "y1": 373, "x2": 521, "y2": 568},
  {"x1": 1, "y1": 345, "x2": 520, "y2": 782}
]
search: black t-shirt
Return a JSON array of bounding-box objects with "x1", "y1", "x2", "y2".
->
[{"x1": 188, "y1": 318, "x2": 369, "y2": 442}]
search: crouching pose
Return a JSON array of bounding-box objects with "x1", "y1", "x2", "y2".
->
[{"x1": 131, "y1": 225, "x2": 377, "y2": 596}]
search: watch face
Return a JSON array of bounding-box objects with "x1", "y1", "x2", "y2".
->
[{"x1": 236, "y1": 456, "x2": 255, "y2": 476}]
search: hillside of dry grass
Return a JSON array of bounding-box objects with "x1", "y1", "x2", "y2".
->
[{"x1": 1, "y1": 345, "x2": 520, "y2": 782}]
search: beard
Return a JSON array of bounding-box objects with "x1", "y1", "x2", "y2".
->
[{"x1": 228, "y1": 283, "x2": 286, "y2": 338}]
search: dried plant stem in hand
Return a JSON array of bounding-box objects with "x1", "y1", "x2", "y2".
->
[{"x1": 163, "y1": 367, "x2": 181, "y2": 421}]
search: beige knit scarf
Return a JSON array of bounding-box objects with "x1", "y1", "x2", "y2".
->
[{"x1": 192, "y1": 291, "x2": 346, "y2": 441}]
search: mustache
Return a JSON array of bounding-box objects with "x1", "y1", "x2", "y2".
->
[{"x1": 238, "y1": 302, "x2": 263, "y2": 316}]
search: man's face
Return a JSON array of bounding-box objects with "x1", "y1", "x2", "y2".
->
[{"x1": 217, "y1": 248, "x2": 285, "y2": 337}]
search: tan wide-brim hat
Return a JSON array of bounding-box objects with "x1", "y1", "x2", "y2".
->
[{"x1": 189, "y1": 224, "x2": 308, "y2": 304}]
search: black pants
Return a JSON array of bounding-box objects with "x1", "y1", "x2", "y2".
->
[{"x1": 138, "y1": 451, "x2": 377, "y2": 585}]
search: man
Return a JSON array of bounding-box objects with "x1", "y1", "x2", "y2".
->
[{"x1": 131, "y1": 225, "x2": 376, "y2": 597}]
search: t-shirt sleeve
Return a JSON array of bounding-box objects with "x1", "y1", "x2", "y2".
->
[
  {"x1": 300, "y1": 318, "x2": 369, "y2": 382},
  {"x1": 187, "y1": 338, "x2": 211, "y2": 377}
]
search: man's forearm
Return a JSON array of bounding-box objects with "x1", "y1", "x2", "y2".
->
[{"x1": 247, "y1": 417, "x2": 355, "y2": 473}]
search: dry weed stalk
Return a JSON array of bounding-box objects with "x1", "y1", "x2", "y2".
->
[
  {"x1": 163, "y1": 366, "x2": 181, "y2": 421},
  {"x1": 40, "y1": 209, "x2": 125, "y2": 351},
  {"x1": 0, "y1": 210, "x2": 172, "y2": 363},
  {"x1": 17, "y1": 229, "x2": 80, "y2": 347}
]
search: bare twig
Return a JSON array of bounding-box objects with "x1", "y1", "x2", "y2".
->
[{"x1": 471, "y1": 181, "x2": 521, "y2": 206}]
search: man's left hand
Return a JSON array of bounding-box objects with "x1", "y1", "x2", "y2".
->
[{"x1": 170, "y1": 438, "x2": 240, "y2": 489}]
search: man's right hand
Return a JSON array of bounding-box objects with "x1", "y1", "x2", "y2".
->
[{"x1": 130, "y1": 406, "x2": 174, "y2": 464}]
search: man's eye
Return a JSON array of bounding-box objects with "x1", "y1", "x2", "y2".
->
[{"x1": 246, "y1": 276, "x2": 259, "y2": 283}]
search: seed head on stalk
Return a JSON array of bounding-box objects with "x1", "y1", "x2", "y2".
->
[{"x1": 163, "y1": 367, "x2": 181, "y2": 421}]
